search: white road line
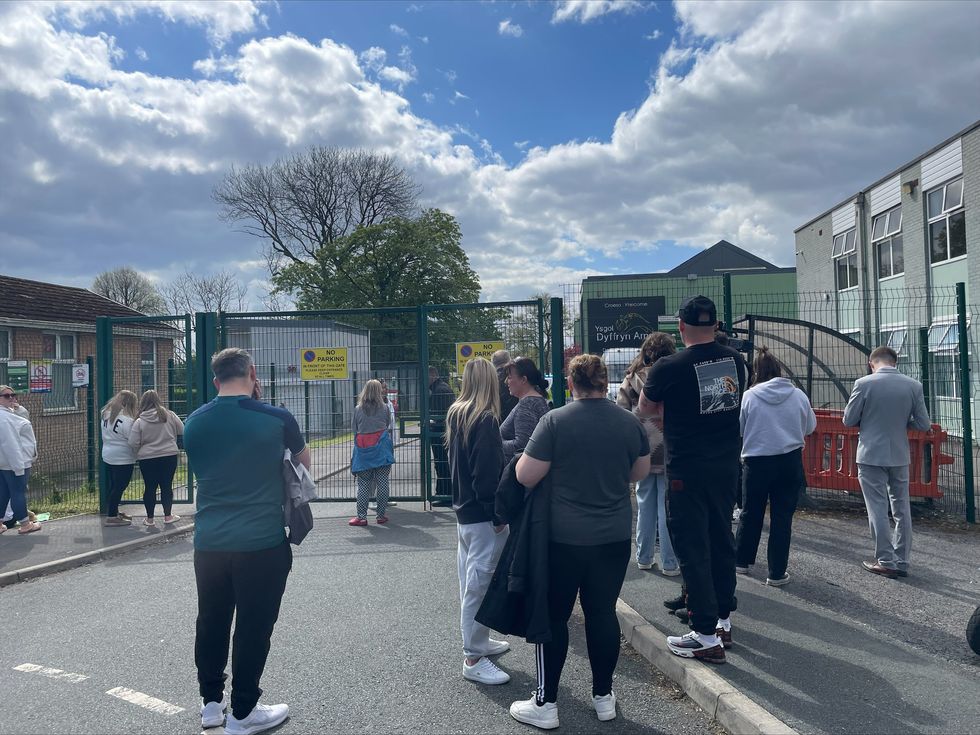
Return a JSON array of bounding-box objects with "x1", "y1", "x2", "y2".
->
[
  {"x1": 105, "y1": 687, "x2": 185, "y2": 716},
  {"x1": 13, "y1": 663, "x2": 89, "y2": 683}
]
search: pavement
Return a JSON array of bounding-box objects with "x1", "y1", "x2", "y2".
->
[
  {"x1": 619, "y1": 508, "x2": 980, "y2": 735},
  {"x1": 0, "y1": 504, "x2": 720, "y2": 735},
  {"x1": 3, "y1": 501, "x2": 979, "y2": 734}
]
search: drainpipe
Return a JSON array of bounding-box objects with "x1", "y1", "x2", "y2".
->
[{"x1": 855, "y1": 192, "x2": 874, "y2": 347}]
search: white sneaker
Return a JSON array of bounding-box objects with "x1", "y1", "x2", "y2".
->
[
  {"x1": 224, "y1": 703, "x2": 289, "y2": 735},
  {"x1": 463, "y1": 657, "x2": 510, "y2": 685},
  {"x1": 732, "y1": 508, "x2": 742, "y2": 521},
  {"x1": 637, "y1": 561, "x2": 654, "y2": 570},
  {"x1": 486, "y1": 638, "x2": 510, "y2": 656},
  {"x1": 510, "y1": 695, "x2": 559, "y2": 729},
  {"x1": 593, "y1": 691, "x2": 616, "y2": 721},
  {"x1": 201, "y1": 692, "x2": 227, "y2": 729}
]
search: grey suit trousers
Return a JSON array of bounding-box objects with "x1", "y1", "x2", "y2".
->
[{"x1": 857, "y1": 464, "x2": 911, "y2": 571}]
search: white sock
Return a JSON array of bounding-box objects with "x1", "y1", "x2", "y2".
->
[
  {"x1": 717, "y1": 617, "x2": 731, "y2": 631},
  {"x1": 696, "y1": 631, "x2": 721, "y2": 645}
]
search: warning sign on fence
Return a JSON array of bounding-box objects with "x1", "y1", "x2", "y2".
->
[
  {"x1": 299, "y1": 347, "x2": 349, "y2": 381},
  {"x1": 455, "y1": 341, "x2": 505, "y2": 375},
  {"x1": 30, "y1": 360, "x2": 52, "y2": 393},
  {"x1": 72, "y1": 363, "x2": 90, "y2": 388}
]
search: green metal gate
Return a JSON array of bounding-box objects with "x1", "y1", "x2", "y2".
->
[
  {"x1": 216, "y1": 300, "x2": 555, "y2": 503},
  {"x1": 95, "y1": 315, "x2": 196, "y2": 512}
]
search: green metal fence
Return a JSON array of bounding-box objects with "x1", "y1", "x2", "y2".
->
[{"x1": 561, "y1": 275, "x2": 977, "y2": 521}]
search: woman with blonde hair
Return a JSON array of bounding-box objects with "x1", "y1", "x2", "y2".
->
[
  {"x1": 447, "y1": 357, "x2": 511, "y2": 686},
  {"x1": 128, "y1": 389, "x2": 184, "y2": 526},
  {"x1": 101, "y1": 390, "x2": 139, "y2": 526},
  {"x1": 0, "y1": 385, "x2": 41, "y2": 535},
  {"x1": 349, "y1": 379, "x2": 395, "y2": 526}
]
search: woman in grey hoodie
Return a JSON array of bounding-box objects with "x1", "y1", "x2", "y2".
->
[
  {"x1": 735, "y1": 349, "x2": 816, "y2": 586},
  {"x1": 129, "y1": 390, "x2": 184, "y2": 526}
]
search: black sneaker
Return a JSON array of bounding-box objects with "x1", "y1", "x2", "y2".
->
[
  {"x1": 673, "y1": 608, "x2": 691, "y2": 623},
  {"x1": 666, "y1": 631, "x2": 726, "y2": 664},
  {"x1": 663, "y1": 594, "x2": 686, "y2": 612}
]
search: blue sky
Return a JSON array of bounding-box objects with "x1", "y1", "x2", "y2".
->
[{"x1": 2, "y1": 1, "x2": 979, "y2": 304}]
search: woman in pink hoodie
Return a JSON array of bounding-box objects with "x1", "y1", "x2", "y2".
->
[{"x1": 128, "y1": 390, "x2": 184, "y2": 526}]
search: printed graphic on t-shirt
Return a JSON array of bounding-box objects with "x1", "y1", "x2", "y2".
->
[{"x1": 695, "y1": 358, "x2": 741, "y2": 414}]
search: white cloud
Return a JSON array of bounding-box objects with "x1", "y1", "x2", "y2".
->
[
  {"x1": 440, "y1": 68, "x2": 457, "y2": 83},
  {"x1": 552, "y1": 0, "x2": 647, "y2": 24},
  {"x1": 450, "y1": 90, "x2": 470, "y2": 104},
  {"x1": 134, "y1": 45, "x2": 149, "y2": 60},
  {"x1": 389, "y1": 23, "x2": 408, "y2": 37},
  {"x1": 3, "y1": 0, "x2": 980, "y2": 303},
  {"x1": 418, "y1": 35, "x2": 429, "y2": 44},
  {"x1": 406, "y1": 4, "x2": 423, "y2": 13},
  {"x1": 498, "y1": 19, "x2": 524, "y2": 37},
  {"x1": 379, "y1": 65, "x2": 414, "y2": 89},
  {"x1": 644, "y1": 29, "x2": 662, "y2": 40},
  {"x1": 514, "y1": 140, "x2": 530, "y2": 150},
  {"x1": 422, "y1": 91, "x2": 435, "y2": 103}
]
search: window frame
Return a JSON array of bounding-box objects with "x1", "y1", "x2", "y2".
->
[
  {"x1": 927, "y1": 177, "x2": 966, "y2": 265},
  {"x1": 872, "y1": 206, "x2": 904, "y2": 281},
  {"x1": 880, "y1": 325, "x2": 908, "y2": 357},
  {"x1": 928, "y1": 317, "x2": 970, "y2": 399},
  {"x1": 140, "y1": 339, "x2": 157, "y2": 393},
  {"x1": 41, "y1": 331, "x2": 78, "y2": 412},
  {"x1": 833, "y1": 228, "x2": 859, "y2": 291}
]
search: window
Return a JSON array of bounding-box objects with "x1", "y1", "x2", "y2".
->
[
  {"x1": 928, "y1": 320, "x2": 966, "y2": 398},
  {"x1": 833, "y1": 228, "x2": 858, "y2": 290},
  {"x1": 41, "y1": 332, "x2": 76, "y2": 410},
  {"x1": 0, "y1": 328, "x2": 9, "y2": 384},
  {"x1": 140, "y1": 340, "x2": 156, "y2": 393},
  {"x1": 880, "y1": 326, "x2": 907, "y2": 356},
  {"x1": 928, "y1": 177, "x2": 966, "y2": 264},
  {"x1": 872, "y1": 206, "x2": 904, "y2": 279}
]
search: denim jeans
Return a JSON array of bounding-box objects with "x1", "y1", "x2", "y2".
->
[
  {"x1": 635, "y1": 473, "x2": 677, "y2": 570},
  {"x1": 0, "y1": 469, "x2": 30, "y2": 522}
]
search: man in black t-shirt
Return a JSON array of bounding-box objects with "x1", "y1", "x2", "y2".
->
[{"x1": 639, "y1": 295, "x2": 745, "y2": 664}]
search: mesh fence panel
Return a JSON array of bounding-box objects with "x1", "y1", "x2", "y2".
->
[{"x1": 109, "y1": 317, "x2": 194, "y2": 510}]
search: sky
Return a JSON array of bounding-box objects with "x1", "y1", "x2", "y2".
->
[{"x1": 1, "y1": 0, "x2": 979, "y2": 307}]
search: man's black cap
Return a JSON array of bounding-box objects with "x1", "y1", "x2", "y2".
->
[{"x1": 678, "y1": 295, "x2": 718, "y2": 326}]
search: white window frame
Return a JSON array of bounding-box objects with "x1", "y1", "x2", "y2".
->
[
  {"x1": 140, "y1": 339, "x2": 157, "y2": 393},
  {"x1": 872, "y1": 206, "x2": 904, "y2": 281},
  {"x1": 41, "y1": 331, "x2": 77, "y2": 412},
  {"x1": 927, "y1": 177, "x2": 966, "y2": 265},
  {"x1": 928, "y1": 317, "x2": 969, "y2": 399},
  {"x1": 880, "y1": 324, "x2": 908, "y2": 357}
]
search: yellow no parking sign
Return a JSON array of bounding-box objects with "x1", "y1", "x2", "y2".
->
[
  {"x1": 455, "y1": 341, "x2": 505, "y2": 375},
  {"x1": 299, "y1": 347, "x2": 349, "y2": 380}
]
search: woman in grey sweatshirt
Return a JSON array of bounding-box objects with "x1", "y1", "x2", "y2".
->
[
  {"x1": 499, "y1": 357, "x2": 549, "y2": 464},
  {"x1": 735, "y1": 348, "x2": 817, "y2": 586}
]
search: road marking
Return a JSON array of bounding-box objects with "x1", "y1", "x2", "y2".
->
[
  {"x1": 13, "y1": 663, "x2": 89, "y2": 683},
  {"x1": 106, "y1": 687, "x2": 185, "y2": 716}
]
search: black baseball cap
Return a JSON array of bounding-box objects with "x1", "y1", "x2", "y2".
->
[{"x1": 678, "y1": 295, "x2": 718, "y2": 326}]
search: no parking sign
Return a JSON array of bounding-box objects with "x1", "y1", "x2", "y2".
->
[{"x1": 29, "y1": 361, "x2": 52, "y2": 393}]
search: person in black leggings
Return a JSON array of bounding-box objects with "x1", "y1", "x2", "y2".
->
[
  {"x1": 140, "y1": 454, "x2": 179, "y2": 520},
  {"x1": 128, "y1": 390, "x2": 184, "y2": 526},
  {"x1": 511, "y1": 354, "x2": 650, "y2": 730}
]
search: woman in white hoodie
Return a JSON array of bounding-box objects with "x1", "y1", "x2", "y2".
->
[
  {"x1": 128, "y1": 390, "x2": 184, "y2": 526},
  {"x1": 101, "y1": 390, "x2": 139, "y2": 527},
  {"x1": 735, "y1": 349, "x2": 816, "y2": 586},
  {"x1": 0, "y1": 386, "x2": 41, "y2": 535}
]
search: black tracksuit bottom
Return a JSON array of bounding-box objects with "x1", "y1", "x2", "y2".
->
[
  {"x1": 666, "y1": 465, "x2": 738, "y2": 635},
  {"x1": 536, "y1": 540, "x2": 630, "y2": 704},
  {"x1": 194, "y1": 541, "x2": 292, "y2": 720},
  {"x1": 735, "y1": 449, "x2": 803, "y2": 580}
]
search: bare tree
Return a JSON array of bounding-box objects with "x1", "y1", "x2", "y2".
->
[
  {"x1": 161, "y1": 269, "x2": 250, "y2": 313},
  {"x1": 213, "y1": 147, "x2": 421, "y2": 272},
  {"x1": 92, "y1": 266, "x2": 165, "y2": 314}
]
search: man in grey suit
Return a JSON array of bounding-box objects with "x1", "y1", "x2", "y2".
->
[{"x1": 843, "y1": 346, "x2": 932, "y2": 578}]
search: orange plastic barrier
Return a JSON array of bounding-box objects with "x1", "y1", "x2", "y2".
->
[{"x1": 803, "y1": 409, "x2": 954, "y2": 499}]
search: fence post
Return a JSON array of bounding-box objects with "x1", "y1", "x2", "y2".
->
[
  {"x1": 918, "y1": 326, "x2": 931, "y2": 415},
  {"x1": 195, "y1": 312, "x2": 219, "y2": 404},
  {"x1": 85, "y1": 354, "x2": 96, "y2": 490},
  {"x1": 167, "y1": 358, "x2": 175, "y2": 407},
  {"x1": 418, "y1": 305, "x2": 431, "y2": 503},
  {"x1": 537, "y1": 299, "x2": 546, "y2": 372},
  {"x1": 956, "y1": 282, "x2": 975, "y2": 523},
  {"x1": 303, "y1": 380, "x2": 311, "y2": 443},
  {"x1": 269, "y1": 362, "x2": 277, "y2": 404},
  {"x1": 723, "y1": 273, "x2": 733, "y2": 329},
  {"x1": 95, "y1": 317, "x2": 112, "y2": 515},
  {"x1": 550, "y1": 297, "x2": 566, "y2": 408}
]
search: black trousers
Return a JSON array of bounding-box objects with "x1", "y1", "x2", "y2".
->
[
  {"x1": 194, "y1": 541, "x2": 292, "y2": 720},
  {"x1": 104, "y1": 463, "x2": 134, "y2": 518},
  {"x1": 430, "y1": 439, "x2": 452, "y2": 497},
  {"x1": 139, "y1": 455, "x2": 177, "y2": 517},
  {"x1": 735, "y1": 450, "x2": 803, "y2": 580},
  {"x1": 666, "y1": 466, "x2": 738, "y2": 635},
  {"x1": 536, "y1": 540, "x2": 630, "y2": 704}
]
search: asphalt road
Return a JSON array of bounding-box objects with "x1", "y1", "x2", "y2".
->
[{"x1": 0, "y1": 504, "x2": 720, "y2": 735}]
